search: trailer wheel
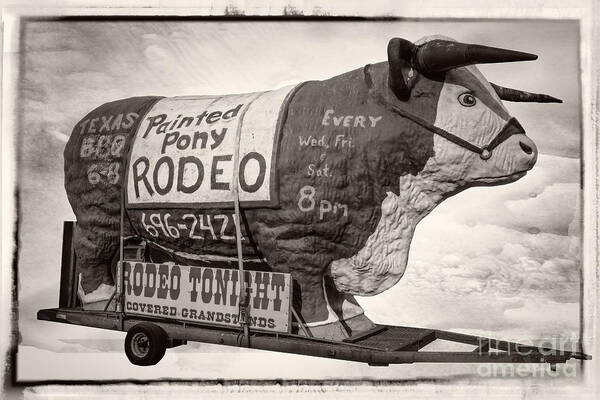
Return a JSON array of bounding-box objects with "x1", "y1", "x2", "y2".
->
[{"x1": 124, "y1": 323, "x2": 167, "y2": 366}]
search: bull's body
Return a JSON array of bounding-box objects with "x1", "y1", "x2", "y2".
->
[{"x1": 65, "y1": 36, "x2": 554, "y2": 339}]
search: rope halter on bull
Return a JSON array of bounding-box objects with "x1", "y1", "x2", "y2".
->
[{"x1": 371, "y1": 38, "x2": 561, "y2": 160}]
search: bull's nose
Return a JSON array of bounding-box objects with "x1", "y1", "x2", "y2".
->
[
  {"x1": 519, "y1": 140, "x2": 533, "y2": 155},
  {"x1": 518, "y1": 135, "x2": 538, "y2": 167}
]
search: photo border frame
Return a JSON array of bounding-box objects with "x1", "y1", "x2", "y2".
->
[{"x1": 1, "y1": 1, "x2": 597, "y2": 398}]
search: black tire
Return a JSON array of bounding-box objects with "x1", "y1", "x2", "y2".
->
[{"x1": 124, "y1": 323, "x2": 167, "y2": 366}]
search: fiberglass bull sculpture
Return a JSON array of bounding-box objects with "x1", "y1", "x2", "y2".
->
[{"x1": 65, "y1": 35, "x2": 561, "y2": 340}]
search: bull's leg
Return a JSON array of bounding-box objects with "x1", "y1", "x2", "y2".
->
[
  {"x1": 291, "y1": 272, "x2": 375, "y2": 340},
  {"x1": 288, "y1": 262, "x2": 331, "y2": 325},
  {"x1": 285, "y1": 259, "x2": 373, "y2": 340},
  {"x1": 322, "y1": 276, "x2": 375, "y2": 334},
  {"x1": 73, "y1": 224, "x2": 116, "y2": 308}
]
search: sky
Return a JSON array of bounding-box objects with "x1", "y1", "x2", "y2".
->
[{"x1": 14, "y1": 19, "x2": 583, "y2": 381}]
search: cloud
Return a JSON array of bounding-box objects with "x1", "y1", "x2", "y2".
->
[
  {"x1": 504, "y1": 183, "x2": 578, "y2": 235},
  {"x1": 434, "y1": 154, "x2": 580, "y2": 235},
  {"x1": 405, "y1": 154, "x2": 581, "y2": 305},
  {"x1": 407, "y1": 224, "x2": 579, "y2": 302}
]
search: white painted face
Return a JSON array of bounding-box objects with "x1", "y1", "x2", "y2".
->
[{"x1": 428, "y1": 64, "x2": 538, "y2": 186}]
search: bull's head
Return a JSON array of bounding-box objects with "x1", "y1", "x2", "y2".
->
[
  {"x1": 330, "y1": 36, "x2": 561, "y2": 297},
  {"x1": 383, "y1": 35, "x2": 560, "y2": 188}
]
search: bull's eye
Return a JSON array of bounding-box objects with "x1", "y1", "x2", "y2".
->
[{"x1": 458, "y1": 92, "x2": 477, "y2": 107}]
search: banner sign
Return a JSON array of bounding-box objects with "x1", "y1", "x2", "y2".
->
[
  {"x1": 121, "y1": 262, "x2": 291, "y2": 333},
  {"x1": 126, "y1": 85, "x2": 297, "y2": 208}
]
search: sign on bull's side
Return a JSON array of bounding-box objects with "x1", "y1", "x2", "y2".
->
[
  {"x1": 126, "y1": 85, "x2": 298, "y2": 208},
  {"x1": 122, "y1": 261, "x2": 292, "y2": 333}
]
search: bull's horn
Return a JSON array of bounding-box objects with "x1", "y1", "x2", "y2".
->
[
  {"x1": 490, "y1": 82, "x2": 563, "y2": 103},
  {"x1": 387, "y1": 38, "x2": 417, "y2": 101},
  {"x1": 414, "y1": 40, "x2": 538, "y2": 73}
]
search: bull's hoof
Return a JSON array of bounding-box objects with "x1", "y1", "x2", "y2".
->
[
  {"x1": 77, "y1": 275, "x2": 115, "y2": 310},
  {"x1": 300, "y1": 313, "x2": 376, "y2": 341},
  {"x1": 81, "y1": 297, "x2": 116, "y2": 311}
]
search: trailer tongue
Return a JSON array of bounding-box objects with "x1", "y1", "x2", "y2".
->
[{"x1": 38, "y1": 221, "x2": 590, "y2": 368}]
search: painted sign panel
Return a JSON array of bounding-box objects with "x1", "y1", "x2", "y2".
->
[
  {"x1": 121, "y1": 262, "x2": 291, "y2": 333},
  {"x1": 126, "y1": 85, "x2": 297, "y2": 208}
]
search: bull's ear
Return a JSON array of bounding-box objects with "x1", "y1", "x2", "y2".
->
[{"x1": 387, "y1": 38, "x2": 418, "y2": 101}]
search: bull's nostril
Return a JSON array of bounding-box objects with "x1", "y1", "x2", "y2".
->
[{"x1": 520, "y1": 141, "x2": 533, "y2": 155}]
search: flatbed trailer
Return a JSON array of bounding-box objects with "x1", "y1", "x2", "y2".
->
[
  {"x1": 37, "y1": 306, "x2": 590, "y2": 367},
  {"x1": 37, "y1": 221, "x2": 591, "y2": 367}
]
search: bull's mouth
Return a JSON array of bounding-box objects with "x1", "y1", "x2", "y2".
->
[{"x1": 472, "y1": 170, "x2": 527, "y2": 185}]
